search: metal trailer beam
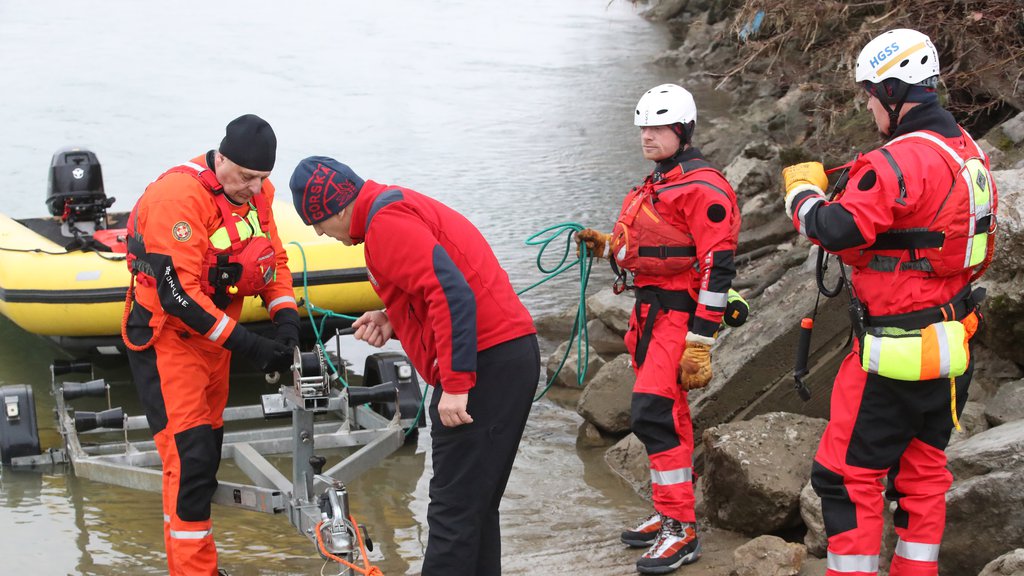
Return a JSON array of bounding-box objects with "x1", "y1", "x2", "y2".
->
[{"x1": 35, "y1": 346, "x2": 416, "y2": 571}]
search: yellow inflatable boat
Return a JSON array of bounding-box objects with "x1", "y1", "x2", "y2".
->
[{"x1": 0, "y1": 147, "x2": 381, "y2": 354}]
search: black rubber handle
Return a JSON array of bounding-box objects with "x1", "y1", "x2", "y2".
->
[
  {"x1": 347, "y1": 382, "x2": 398, "y2": 406},
  {"x1": 793, "y1": 318, "x2": 813, "y2": 401}
]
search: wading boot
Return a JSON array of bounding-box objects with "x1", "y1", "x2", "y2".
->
[
  {"x1": 635, "y1": 516, "x2": 701, "y2": 574},
  {"x1": 621, "y1": 512, "x2": 662, "y2": 547}
]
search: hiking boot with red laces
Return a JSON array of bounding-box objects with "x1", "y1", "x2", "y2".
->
[
  {"x1": 635, "y1": 516, "x2": 701, "y2": 574},
  {"x1": 621, "y1": 512, "x2": 662, "y2": 547}
]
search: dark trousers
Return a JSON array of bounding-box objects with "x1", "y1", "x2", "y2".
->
[{"x1": 422, "y1": 334, "x2": 539, "y2": 576}]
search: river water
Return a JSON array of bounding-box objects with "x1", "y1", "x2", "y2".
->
[{"x1": 0, "y1": 1, "x2": 726, "y2": 574}]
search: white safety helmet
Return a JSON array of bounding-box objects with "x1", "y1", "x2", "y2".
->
[
  {"x1": 855, "y1": 28, "x2": 939, "y2": 86},
  {"x1": 634, "y1": 83, "x2": 697, "y2": 127}
]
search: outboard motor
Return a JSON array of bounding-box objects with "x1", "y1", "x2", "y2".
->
[{"x1": 46, "y1": 146, "x2": 115, "y2": 235}]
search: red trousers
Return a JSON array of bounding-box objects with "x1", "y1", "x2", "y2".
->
[
  {"x1": 128, "y1": 323, "x2": 231, "y2": 576},
  {"x1": 813, "y1": 345, "x2": 972, "y2": 576},
  {"x1": 625, "y1": 305, "x2": 696, "y2": 523}
]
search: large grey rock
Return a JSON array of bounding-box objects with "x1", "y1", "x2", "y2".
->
[
  {"x1": 576, "y1": 420, "x2": 608, "y2": 448},
  {"x1": 725, "y1": 152, "x2": 774, "y2": 201},
  {"x1": 738, "y1": 191, "x2": 781, "y2": 231},
  {"x1": 604, "y1": 433, "x2": 651, "y2": 500},
  {"x1": 948, "y1": 400, "x2": 990, "y2": 446},
  {"x1": 641, "y1": 0, "x2": 688, "y2": 22},
  {"x1": 970, "y1": 344, "x2": 1024, "y2": 404},
  {"x1": 545, "y1": 340, "x2": 605, "y2": 389},
  {"x1": 577, "y1": 354, "x2": 635, "y2": 434},
  {"x1": 1002, "y1": 112, "x2": 1024, "y2": 145},
  {"x1": 979, "y1": 548, "x2": 1024, "y2": 576},
  {"x1": 977, "y1": 169, "x2": 1024, "y2": 365},
  {"x1": 587, "y1": 288, "x2": 633, "y2": 336},
  {"x1": 985, "y1": 378, "x2": 1024, "y2": 426},
  {"x1": 533, "y1": 306, "x2": 578, "y2": 344},
  {"x1": 736, "y1": 216, "x2": 797, "y2": 254},
  {"x1": 941, "y1": 469, "x2": 1024, "y2": 576},
  {"x1": 731, "y1": 535, "x2": 806, "y2": 576},
  {"x1": 946, "y1": 419, "x2": 1024, "y2": 480},
  {"x1": 702, "y1": 412, "x2": 827, "y2": 534},
  {"x1": 585, "y1": 318, "x2": 627, "y2": 358},
  {"x1": 799, "y1": 481, "x2": 827, "y2": 558},
  {"x1": 688, "y1": 265, "x2": 849, "y2": 433}
]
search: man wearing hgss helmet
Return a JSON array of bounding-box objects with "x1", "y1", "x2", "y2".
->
[
  {"x1": 782, "y1": 29, "x2": 996, "y2": 576},
  {"x1": 577, "y1": 84, "x2": 740, "y2": 574}
]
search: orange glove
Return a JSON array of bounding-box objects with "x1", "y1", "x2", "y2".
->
[
  {"x1": 575, "y1": 228, "x2": 610, "y2": 259},
  {"x1": 678, "y1": 333, "x2": 714, "y2": 390},
  {"x1": 782, "y1": 161, "x2": 827, "y2": 218}
]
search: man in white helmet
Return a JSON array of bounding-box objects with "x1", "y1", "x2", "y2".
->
[
  {"x1": 781, "y1": 29, "x2": 996, "y2": 576},
  {"x1": 577, "y1": 84, "x2": 740, "y2": 574}
]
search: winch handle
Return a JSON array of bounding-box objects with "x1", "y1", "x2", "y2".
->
[{"x1": 793, "y1": 318, "x2": 813, "y2": 401}]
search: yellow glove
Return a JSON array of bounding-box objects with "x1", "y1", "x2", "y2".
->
[
  {"x1": 782, "y1": 162, "x2": 827, "y2": 194},
  {"x1": 678, "y1": 333, "x2": 714, "y2": 390},
  {"x1": 575, "y1": 228, "x2": 610, "y2": 259},
  {"x1": 782, "y1": 162, "x2": 827, "y2": 218}
]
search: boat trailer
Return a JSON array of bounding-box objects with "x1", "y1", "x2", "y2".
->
[{"x1": 0, "y1": 338, "x2": 425, "y2": 574}]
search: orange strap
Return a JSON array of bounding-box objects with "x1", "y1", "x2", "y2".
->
[
  {"x1": 315, "y1": 514, "x2": 384, "y2": 576},
  {"x1": 120, "y1": 275, "x2": 168, "y2": 352}
]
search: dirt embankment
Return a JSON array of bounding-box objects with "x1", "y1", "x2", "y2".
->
[{"x1": 644, "y1": 0, "x2": 1023, "y2": 164}]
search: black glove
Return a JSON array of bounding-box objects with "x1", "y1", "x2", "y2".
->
[
  {"x1": 273, "y1": 308, "x2": 301, "y2": 350},
  {"x1": 224, "y1": 325, "x2": 293, "y2": 373}
]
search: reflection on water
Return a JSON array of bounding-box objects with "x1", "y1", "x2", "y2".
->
[{"x1": 0, "y1": 0, "x2": 704, "y2": 573}]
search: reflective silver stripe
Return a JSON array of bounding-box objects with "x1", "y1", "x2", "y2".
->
[
  {"x1": 895, "y1": 539, "x2": 940, "y2": 562},
  {"x1": 888, "y1": 132, "x2": 964, "y2": 168},
  {"x1": 827, "y1": 552, "x2": 879, "y2": 573},
  {"x1": 961, "y1": 164, "x2": 978, "y2": 269},
  {"x1": 180, "y1": 161, "x2": 206, "y2": 173},
  {"x1": 163, "y1": 514, "x2": 170, "y2": 523},
  {"x1": 797, "y1": 195, "x2": 824, "y2": 237},
  {"x1": 650, "y1": 467, "x2": 692, "y2": 486},
  {"x1": 887, "y1": 132, "x2": 983, "y2": 269},
  {"x1": 208, "y1": 314, "x2": 230, "y2": 341},
  {"x1": 868, "y1": 334, "x2": 882, "y2": 374},
  {"x1": 933, "y1": 321, "x2": 951, "y2": 377},
  {"x1": 169, "y1": 528, "x2": 213, "y2": 540},
  {"x1": 697, "y1": 290, "x2": 728, "y2": 309},
  {"x1": 266, "y1": 296, "x2": 296, "y2": 314},
  {"x1": 963, "y1": 130, "x2": 987, "y2": 163}
]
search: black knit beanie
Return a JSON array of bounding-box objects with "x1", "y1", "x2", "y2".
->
[{"x1": 219, "y1": 114, "x2": 277, "y2": 171}]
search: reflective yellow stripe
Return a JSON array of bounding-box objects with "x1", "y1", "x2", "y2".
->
[
  {"x1": 863, "y1": 321, "x2": 967, "y2": 381},
  {"x1": 650, "y1": 467, "x2": 692, "y2": 486},
  {"x1": 210, "y1": 209, "x2": 264, "y2": 250},
  {"x1": 827, "y1": 552, "x2": 878, "y2": 574},
  {"x1": 887, "y1": 131, "x2": 993, "y2": 270},
  {"x1": 875, "y1": 41, "x2": 927, "y2": 76},
  {"x1": 895, "y1": 539, "x2": 940, "y2": 562}
]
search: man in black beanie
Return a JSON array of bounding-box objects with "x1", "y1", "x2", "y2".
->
[{"x1": 123, "y1": 114, "x2": 299, "y2": 576}]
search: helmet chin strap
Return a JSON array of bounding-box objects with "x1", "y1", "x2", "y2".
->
[
  {"x1": 882, "y1": 100, "x2": 905, "y2": 137},
  {"x1": 872, "y1": 79, "x2": 911, "y2": 137}
]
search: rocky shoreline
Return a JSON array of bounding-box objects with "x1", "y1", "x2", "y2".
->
[{"x1": 533, "y1": 2, "x2": 1024, "y2": 574}]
